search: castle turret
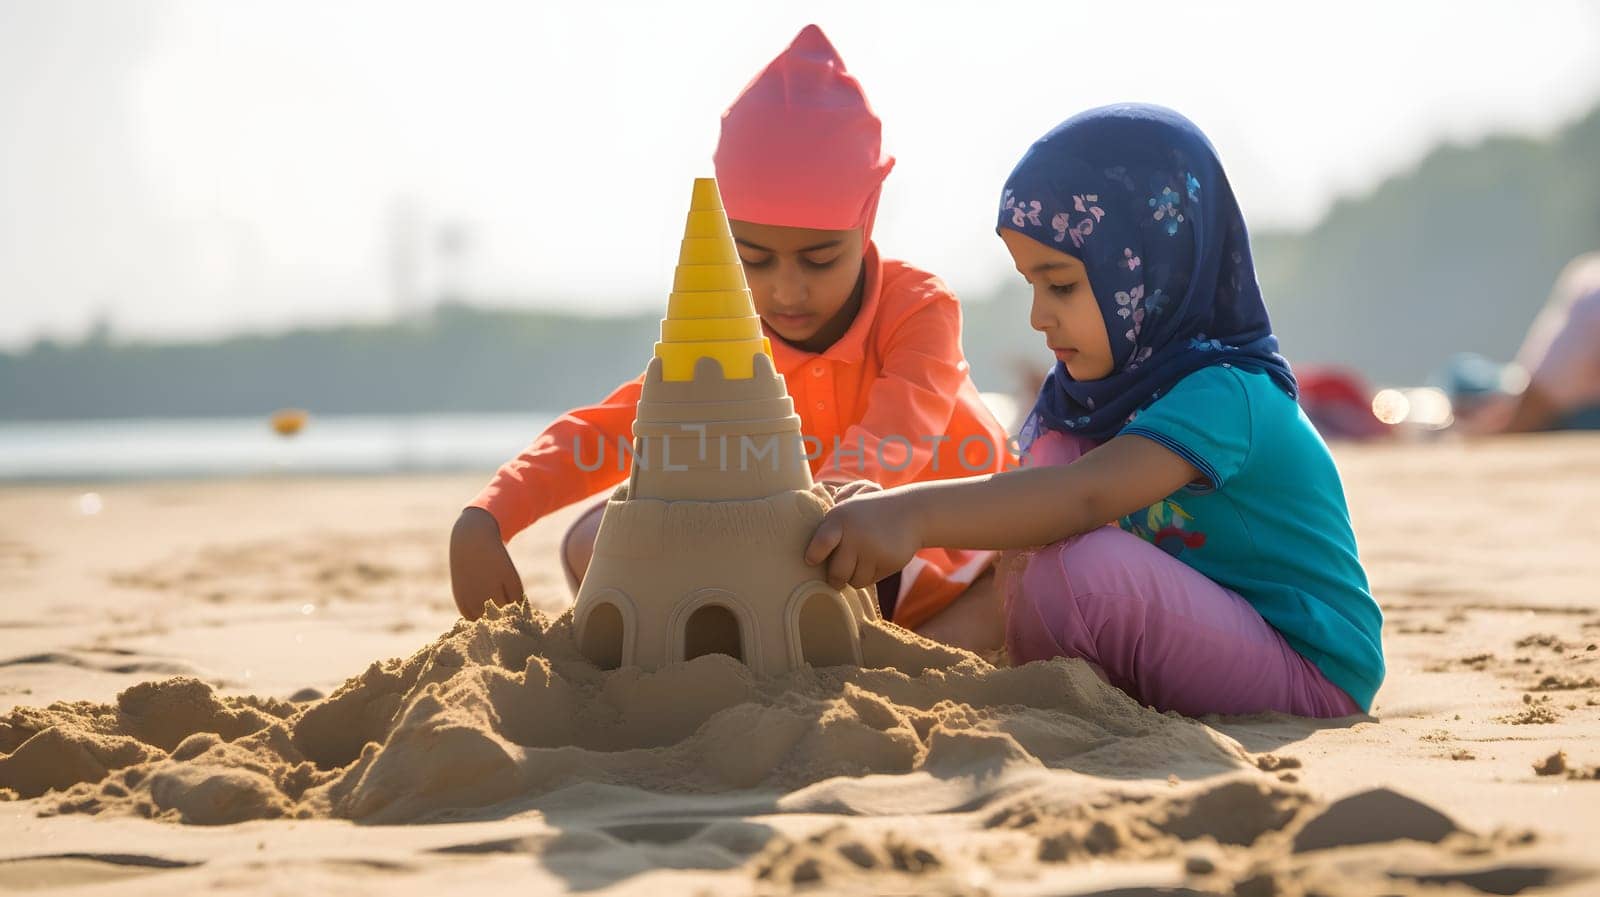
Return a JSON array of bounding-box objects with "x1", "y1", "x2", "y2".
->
[{"x1": 572, "y1": 178, "x2": 878, "y2": 676}]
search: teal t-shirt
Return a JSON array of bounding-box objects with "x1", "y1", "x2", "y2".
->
[{"x1": 1117, "y1": 364, "x2": 1385, "y2": 710}]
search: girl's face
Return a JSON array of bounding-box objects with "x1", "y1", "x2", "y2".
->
[
  {"x1": 1001, "y1": 228, "x2": 1114, "y2": 380},
  {"x1": 730, "y1": 221, "x2": 865, "y2": 353}
]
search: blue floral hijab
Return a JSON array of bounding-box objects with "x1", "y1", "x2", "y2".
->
[{"x1": 999, "y1": 104, "x2": 1296, "y2": 445}]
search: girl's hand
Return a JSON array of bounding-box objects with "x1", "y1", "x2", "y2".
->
[{"x1": 804, "y1": 490, "x2": 922, "y2": 589}]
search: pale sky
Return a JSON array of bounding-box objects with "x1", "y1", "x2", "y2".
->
[{"x1": 2, "y1": 0, "x2": 1598, "y2": 347}]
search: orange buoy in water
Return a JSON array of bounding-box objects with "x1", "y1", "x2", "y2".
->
[{"x1": 270, "y1": 408, "x2": 309, "y2": 437}]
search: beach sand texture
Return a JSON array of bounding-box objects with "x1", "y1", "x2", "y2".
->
[{"x1": 1, "y1": 434, "x2": 1597, "y2": 895}]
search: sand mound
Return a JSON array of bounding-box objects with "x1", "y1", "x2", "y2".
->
[
  {"x1": 1291, "y1": 788, "x2": 1460, "y2": 853},
  {"x1": 982, "y1": 777, "x2": 1310, "y2": 863},
  {"x1": 0, "y1": 601, "x2": 1248, "y2": 824},
  {"x1": 745, "y1": 777, "x2": 1554, "y2": 895}
]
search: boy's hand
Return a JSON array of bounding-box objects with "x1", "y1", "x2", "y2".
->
[
  {"x1": 822, "y1": 478, "x2": 884, "y2": 503},
  {"x1": 804, "y1": 490, "x2": 922, "y2": 590},
  {"x1": 450, "y1": 508, "x2": 524, "y2": 619}
]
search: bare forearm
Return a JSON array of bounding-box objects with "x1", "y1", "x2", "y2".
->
[
  {"x1": 894, "y1": 433, "x2": 1201, "y2": 552},
  {"x1": 806, "y1": 435, "x2": 1201, "y2": 588},
  {"x1": 895, "y1": 465, "x2": 1109, "y2": 551}
]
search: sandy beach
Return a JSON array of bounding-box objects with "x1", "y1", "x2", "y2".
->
[{"x1": 2, "y1": 434, "x2": 1598, "y2": 895}]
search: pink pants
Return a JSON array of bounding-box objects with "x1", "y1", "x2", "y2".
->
[{"x1": 1000, "y1": 430, "x2": 1361, "y2": 718}]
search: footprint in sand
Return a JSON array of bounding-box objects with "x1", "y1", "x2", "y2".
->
[
  {"x1": 0, "y1": 649, "x2": 197, "y2": 677},
  {"x1": 0, "y1": 854, "x2": 196, "y2": 890},
  {"x1": 107, "y1": 530, "x2": 452, "y2": 610}
]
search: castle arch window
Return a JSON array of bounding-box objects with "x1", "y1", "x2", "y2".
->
[
  {"x1": 575, "y1": 589, "x2": 637, "y2": 671},
  {"x1": 669, "y1": 589, "x2": 760, "y2": 667},
  {"x1": 784, "y1": 582, "x2": 861, "y2": 668}
]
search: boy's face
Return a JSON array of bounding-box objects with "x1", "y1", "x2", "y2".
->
[
  {"x1": 1000, "y1": 227, "x2": 1115, "y2": 381},
  {"x1": 730, "y1": 221, "x2": 865, "y2": 353}
]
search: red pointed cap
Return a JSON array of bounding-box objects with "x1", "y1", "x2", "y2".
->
[{"x1": 713, "y1": 25, "x2": 895, "y2": 243}]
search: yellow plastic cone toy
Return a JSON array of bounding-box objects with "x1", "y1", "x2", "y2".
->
[{"x1": 654, "y1": 178, "x2": 772, "y2": 381}]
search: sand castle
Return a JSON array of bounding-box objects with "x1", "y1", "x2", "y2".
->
[{"x1": 571, "y1": 178, "x2": 880, "y2": 676}]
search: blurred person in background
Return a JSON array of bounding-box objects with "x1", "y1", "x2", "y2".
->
[{"x1": 1446, "y1": 253, "x2": 1600, "y2": 434}]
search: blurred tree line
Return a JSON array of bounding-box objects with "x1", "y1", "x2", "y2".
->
[
  {"x1": 3, "y1": 104, "x2": 1597, "y2": 421},
  {"x1": 0, "y1": 304, "x2": 663, "y2": 419},
  {"x1": 1257, "y1": 103, "x2": 1600, "y2": 384}
]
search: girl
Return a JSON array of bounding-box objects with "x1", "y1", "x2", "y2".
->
[
  {"x1": 451, "y1": 25, "x2": 1010, "y2": 648},
  {"x1": 806, "y1": 104, "x2": 1384, "y2": 717}
]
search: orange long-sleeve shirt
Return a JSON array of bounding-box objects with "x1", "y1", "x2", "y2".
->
[{"x1": 471, "y1": 244, "x2": 1012, "y2": 628}]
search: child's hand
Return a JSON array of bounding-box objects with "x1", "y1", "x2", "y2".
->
[
  {"x1": 819, "y1": 478, "x2": 884, "y2": 504},
  {"x1": 449, "y1": 508, "x2": 524, "y2": 619},
  {"x1": 804, "y1": 490, "x2": 922, "y2": 590}
]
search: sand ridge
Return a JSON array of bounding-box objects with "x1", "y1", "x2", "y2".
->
[{"x1": 1, "y1": 601, "x2": 1248, "y2": 826}]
